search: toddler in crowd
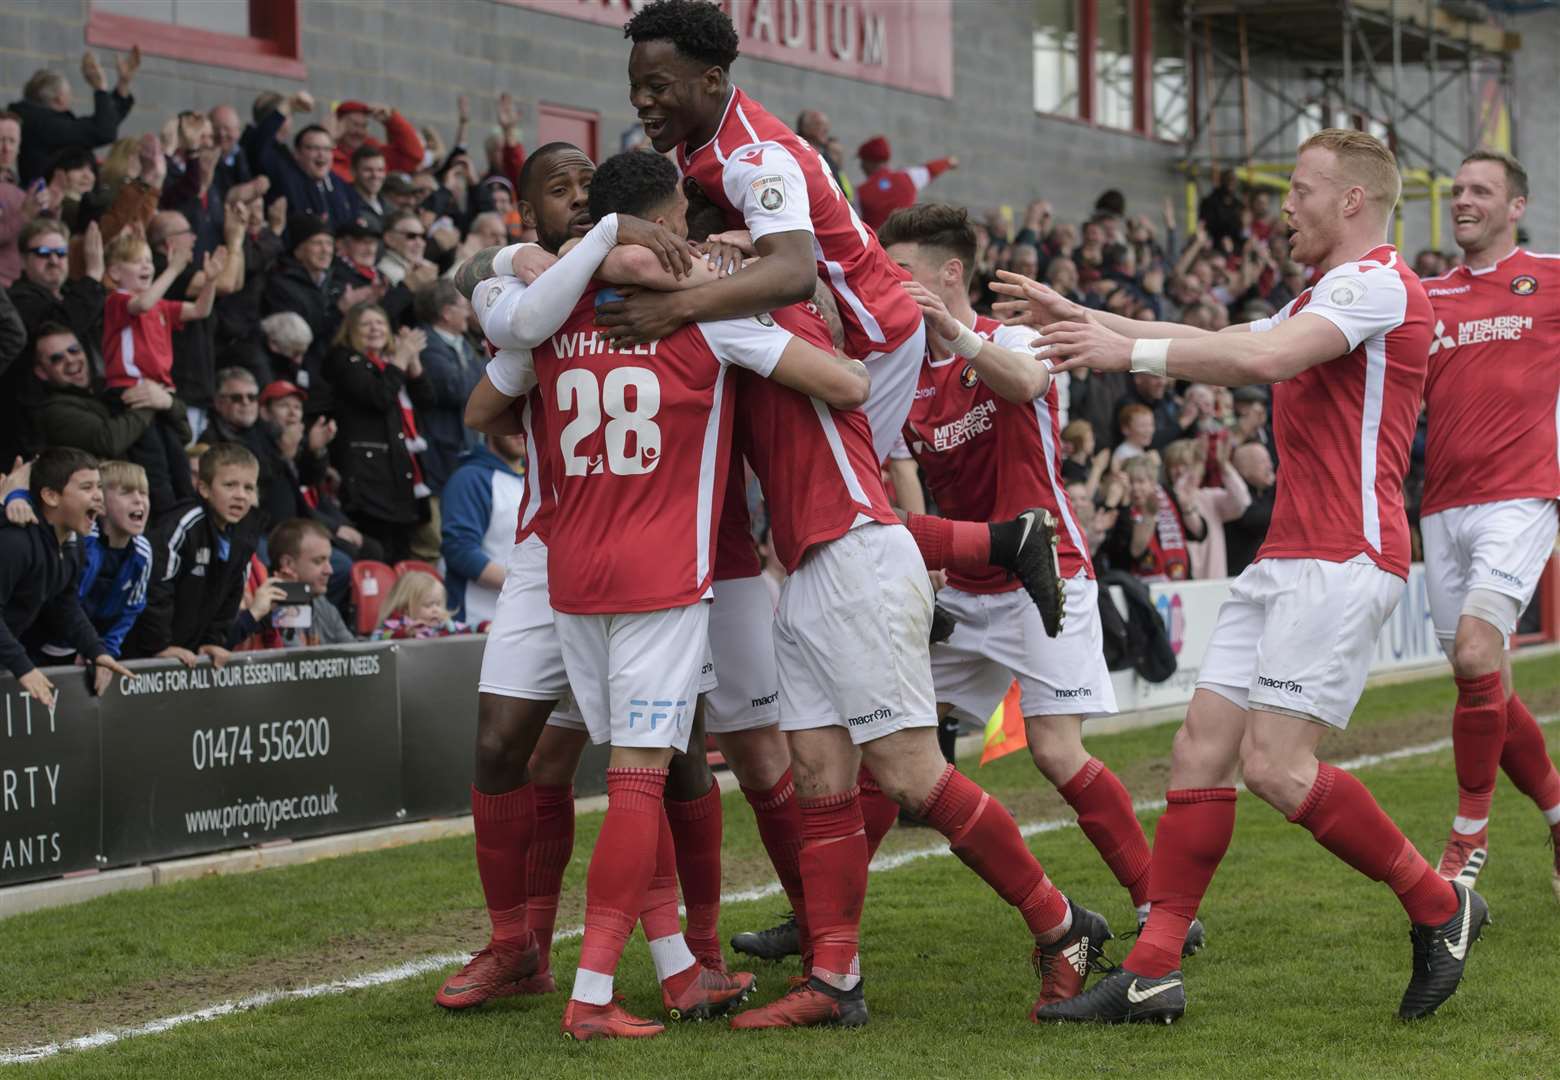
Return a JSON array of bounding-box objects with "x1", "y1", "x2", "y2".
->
[{"x1": 372, "y1": 570, "x2": 472, "y2": 639}]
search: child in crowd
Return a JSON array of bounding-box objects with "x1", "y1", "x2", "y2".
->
[
  {"x1": 0, "y1": 448, "x2": 133, "y2": 706},
  {"x1": 37, "y1": 461, "x2": 153, "y2": 662},
  {"x1": 372, "y1": 570, "x2": 472, "y2": 639},
  {"x1": 123, "y1": 442, "x2": 261, "y2": 666}
]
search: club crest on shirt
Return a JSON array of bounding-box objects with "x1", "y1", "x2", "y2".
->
[
  {"x1": 960, "y1": 364, "x2": 979, "y2": 388},
  {"x1": 751, "y1": 175, "x2": 786, "y2": 212},
  {"x1": 1511, "y1": 274, "x2": 1538, "y2": 296},
  {"x1": 1328, "y1": 280, "x2": 1364, "y2": 307}
]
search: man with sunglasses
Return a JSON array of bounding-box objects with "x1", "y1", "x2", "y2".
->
[{"x1": 25, "y1": 323, "x2": 189, "y2": 520}]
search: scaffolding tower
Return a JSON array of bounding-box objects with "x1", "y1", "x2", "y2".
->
[{"x1": 1180, "y1": 0, "x2": 1522, "y2": 247}]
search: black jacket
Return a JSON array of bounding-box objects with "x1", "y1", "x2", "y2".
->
[
  {"x1": 122, "y1": 498, "x2": 258, "y2": 657},
  {"x1": 325, "y1": 345, "x2": 433, "y2": 525},
  {"x1": 214, "y1": 227, "x2": 283, "y2": 355},
  {"x1": 0, "y1": 520, "x2": 105, "y2": 678},
  {"x1": 205, "y1": 415, "x2": 325, "y2": 531},
  {"x1": 415, "y1": 325, "x2": 485, "y2": 494},
  {"x1": 8, "y1": 275, "x2": 106, "y2": 371},
  {"x1": 9, "y1": 91, "x2": 134, "y2": 185},
  {"x1": 262, "y1": 254, "x2": 346, "y2": 397}
]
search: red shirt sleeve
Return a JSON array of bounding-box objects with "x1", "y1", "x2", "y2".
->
[
  {"x1": 159, "y1": 297, "x2": 186, "y2": 332},
  {"x1": 501, "y1": 142, "x2": 525, "y2": 188},
  {"x1": 380, "y1": 112, "x2": 426, "y2": 174}
]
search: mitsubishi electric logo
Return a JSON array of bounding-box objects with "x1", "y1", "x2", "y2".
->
[{"x1": 1428, "y1": 320, "x2": 1456, "y2": 355}]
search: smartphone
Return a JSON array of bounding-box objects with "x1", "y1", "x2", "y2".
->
[
  {"x1": 273, "y1": 581, "x2": 313, "y2": 631},
  {"x1": 276, "y1": 581, "x2": 311, "y2": 605}
]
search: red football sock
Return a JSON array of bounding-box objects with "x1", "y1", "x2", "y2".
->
[
  {"x1": 471, "y1": 783, "x2": 535, "y2": 943},
  {"x1": 1501, "y1": 693, "x2": 1560, "y2": 823},
  {"x1": 905, "y1": 513, "x2": 991, "y2": 574},
  {"x1": 666, "y1": 781, "x2": 723, "y2": 961},
  {"x1": 1289, "y1": 763, "x2": 1458, "y2": 925},
  {"x1": 1125, "y1": 788, "x2": 1237, "y2": 978},
  {"x1": 640, "y1": 806, "x2": 683, "y2": 941},
  {"x1": 858, "y1": 764, "x2": 900, "y2": 860},
  {"x1": 577, "y1": 768, "x2": 665, "y2": 977},
  {"x1": 526, "y1": 783, "x2": 574, "y2": 971},
  {"x1": 798, "y1": 788, "x2": 868, "y2": 982},
  {"x1": 1058, "y1": 758, "x2": 1152, "y2": 907},
  {"x1": 1452, "y1": 671, "x2": 1506, "y2": 828},
  {"x1": 742, "y1": 769, "x2": 810, "y2": 950},
  {"x1": 919, "y1": 764, "x2": 1069, "y2": 938}
]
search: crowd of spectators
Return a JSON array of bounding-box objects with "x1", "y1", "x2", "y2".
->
[{"x1": 0, "y1": 49, "x2": 1456, "y2": 685}]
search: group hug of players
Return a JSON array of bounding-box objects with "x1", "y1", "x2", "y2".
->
[{"x1": 428, "y1": 0, "x2": 1560, "y2": 1041}]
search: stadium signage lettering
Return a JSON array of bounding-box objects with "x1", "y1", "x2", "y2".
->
[{"x1": 504, "y1": 0, "x2": 954, "y2": 98}]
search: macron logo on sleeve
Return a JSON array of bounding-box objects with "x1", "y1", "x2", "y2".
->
[{"x1": 740, "y1": 147, "x2": 765, "y2": 165}]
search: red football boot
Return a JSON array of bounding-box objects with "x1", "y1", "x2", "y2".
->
[
  {"x1": 561, "y1": 999, "x2": 664, "y2": 1041},
  {"x1": 729, "y1": 976, "x2": 867, "y2": 1029},
  {"x1": 1436, "y1": 827, "x2": 1489, "y2": 888},
  {"x1": 660, "y1": 963, "x2": 756, "y2": 1020},
  {"x1": 435, "y1": 938, "x2": 541, "y2": 1010},
  {"x1": 1030, "y1": 901, "x2": 1114, "y2": 1015}
]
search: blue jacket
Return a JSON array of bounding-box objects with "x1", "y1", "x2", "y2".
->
[
  {"x1": 244, "y1": 109, "x2": 354, "y2": 227},
  {"x1": 78, "y1": 527, "x2": 154, "y2": 657},
  {"x1": 440, "y1": 445, "x2": 524, "y2": 623},
  {"x1": 417, "y1": 325, "x2": 487, "y2": 494}
]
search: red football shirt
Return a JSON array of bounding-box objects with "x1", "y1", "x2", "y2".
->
[
  {"x1": 714, "y1": 449, "x2": 762, "y2": 581},
  {"x1": 900, "y1": 316, "x2": 1091, "y2": 592},
  {"x1": 1420, "y1": 248, "x2": 1560, "y2": 515},
  {"x1": 732, "y1": 303, "x2": 899, "y2": 573},
  {"x1": 1243, "y1": 244, "x2": 1430, "y2": 578},
  {"x1": 857, "y1": 159, "x2": 955, "y2": 232},
  {"x1": 676, "y1": 87, "x2": 922, "y2": 361},
  {"x1": 530, "y1": 287, "x2": 793, "y2": 613},
  {"x1": 509, "y1": 383, "x2": 555, "y2": 547},
  {"x1": 102, "y1": 290, "x2": 183, "y2": 390}
]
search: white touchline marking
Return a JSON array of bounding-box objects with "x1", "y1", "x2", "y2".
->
[{"x1": 4, "y1": 718, "x2": 1552, "y2": 1066}]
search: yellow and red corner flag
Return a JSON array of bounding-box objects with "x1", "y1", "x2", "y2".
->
[{"x1": 980, "y1": 680, "x2": 1026, "y2": 765}]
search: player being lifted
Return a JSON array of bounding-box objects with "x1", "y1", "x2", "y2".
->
[
  {"x1": 479, "y1": 150, "x2": 880, "y2": 1040},
  {"x1": 1418, "y1": 150, "x2": 1560, "y2": 900},
  {"x1": 600, "y1": 0, "x2": 1068, "y2": 633},
  {"x1": 996, "y1": 130, "x2": 1487, "y2": 1023},
  {"x1": 878, "y1": 203, "x2": 1202, "y2": 964}
]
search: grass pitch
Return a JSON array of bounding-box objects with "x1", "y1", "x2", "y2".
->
[{"x1": 4, "y1": 657, "x2": 1559, "y2": 1078}]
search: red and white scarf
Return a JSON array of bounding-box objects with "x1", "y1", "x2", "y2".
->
[{"x1": 363, "y1": 351, "x2": 430, "y2": 498}]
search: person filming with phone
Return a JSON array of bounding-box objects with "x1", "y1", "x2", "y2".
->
[{"x1": 230, "y1": 517, "x2": 354, "y2": 649}]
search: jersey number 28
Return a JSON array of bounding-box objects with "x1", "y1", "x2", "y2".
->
[{"x1": 556, "y1": 367, "x2": 662, "y2": 476}]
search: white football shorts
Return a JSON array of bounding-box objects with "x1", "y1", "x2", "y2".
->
[
  {"x1": 477, "y1": 534, "x2": 583, "y2": 729},
  {"x1": 706, "y1": 574, "x2": 780, "y2": 734},
  {"x1": 1422, "y1": 498, "x2": 1558, "y2": 646}
]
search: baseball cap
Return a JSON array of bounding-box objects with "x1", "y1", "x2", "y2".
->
[
  {"x1": 857, "y1": 135, "x2": 891, "y2": 162},
  {"x1": 259, "y1": 379, "x2": 307, "y2": 405},
  {"x1": 335, "y1": 216, "x2": 382, "y2": 239}
]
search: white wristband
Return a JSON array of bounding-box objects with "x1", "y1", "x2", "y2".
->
[
  {"x1": 1130, "y1": 337, "x2": 1170, "y2": 376},
  {"x1": 948, "y1": 323, "x2": 985, "y2": 360},
  {"x1": 492, "y1": 243, "x2": 535, "y2": 279}
]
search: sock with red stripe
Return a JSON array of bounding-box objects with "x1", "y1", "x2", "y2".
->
[
  {"x1": 572, "y1": 768, "x2": 666, "y2": 1005},
  {"x1": 1125, "y1": 787, "x2": 1237, "y2": 978},
  {"x1": 471, "y1": 783, "x2": 535, "y2": 944},
  {"x1": 919, "y1": 764, "x2": 1070, "y2": 940},
  {"x1": 798, "y1": 788, "x2": 868, "y2": 989},
  {"x1": 905, "y1": 513, "x2": 992, "y2": 574},
  {"x1": 1452, "y1": 671, "x2": 1506, "y2": 833},
  {"x1": 666, "y1": 781, "x2": 724, "y2": 965},
  {"x1": 858, "y1": 764, "x2": 900, "y2": 860},
  {"x1": 1501, "y1": 693, "x2": 1560, "y2": 828},
  {"x1": 526, "y1": 783, "x2": 574, "y2": 972},
  {"x1": 1290, "y1": 762, "x2": 1459, "y2": 925},
  {"x1": 1058, "y1": 758, "x2": 1152, "y2": 907},
  {"x1": 641, "y1": 805, "x2": 698, "y2": 983},
  {"x1": 741, "y1": 769, "x2": 810, "y2": 954}
]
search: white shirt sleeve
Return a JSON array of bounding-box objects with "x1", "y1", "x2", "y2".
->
[
  {"x1": 719, "y1": 142, "x2": 815, "y2": 244},
  {"x1": 906, "y1": 164, "x2": 932, "y2": 191},
  {"x1": 474, "y1": 214, "x2": 620, "y2": 349},
  {"x1": 698, "y1": 314, "x2": 795, "y2": 378},
  {"x1": 1244, "y1": 296, "x2": 1296, "y2": 335},
  {"x1": 990, "y1": 322, "x2": 1043, "y2": 357},
  {"x1": 888, "y1": 434, "x2": 913, "y2": 461},
  {"x1": 485, "y1": 346, "x2": 536, "y2": 398},
  {"x1": 1289, "y1": 266, "x2": 1406, "y2": 349}
]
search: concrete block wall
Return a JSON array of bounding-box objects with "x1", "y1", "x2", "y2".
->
[{"x1": 0, "y1": 1, "x2": 1552, "y2": 248}]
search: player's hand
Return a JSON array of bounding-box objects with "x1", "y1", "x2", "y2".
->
[
  {"x1": 198, "y1": 644, "x2": 232, "y2": 669},
  {"x1": 901, "y1": 280, "x2": 963, "y2": 343},
  {"x1": 158, "y1": 645, "x2": 200, "y2": 668},
  {"x1": 697, "y1": 235, "x2": 747, "y2": 276},
  {"x1": 990, "y1": 269, "x2": 1087, "y2": 328},
  {"x1": 1033, "y1": 319, "x2": 1133, "y2": 376},
  {"x1": 594, "y1": 287, "x2": 687, "y2": 347},
  {"x1": 19, "y1": 668, "x2": 55, "y2": 710},
  {"x1": 511, "y1": 244, "x2": 557, "y2": 285},
  {"x1": 615, "y1": 215, "x2": 693, "y2": 279},
  {"x1": 92, "y1": 654, "x2": 134, "y2": 696}
]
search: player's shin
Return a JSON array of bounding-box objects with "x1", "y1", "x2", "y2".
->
[
  {"x1": 471, "y1": 783, "x2": 536, "y2": 944},
  {"x1": 858, "y1": 764, "x2": 900, "y2": 860},
  {"x1": 797, "y1": 789, "x2": 869, "y2": 990},
  {"x1": 1058, "y1": 757, "x2": 1153, "y2": 908},
  {"x1": 526, "y1": 783, "x2": 574, "y2": 973},
  {"x1": 1499, "y1": 693, "x2": 1560, "y2": 827},
  {"x1": 1451, "y1": 670, "x2": 1506, "y2": 834},
  {"x1": 1126, "y1": 787, "x2": 1237, "y2": 978},
  {"x1": 573, "y1": 768, "x2": 668, "y2": 1004},
  {"x1": 741, "y1": 767, "x2": 811, "y2": 951}
]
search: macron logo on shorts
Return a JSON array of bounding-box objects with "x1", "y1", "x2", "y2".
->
[
  {"x1": 1055, "y1": 687, "x2": 1093, "y2": 699},
  {"x1": 1256, "y1": 675, "x2": 1304, "y2": 695},
  {"x1": 846, "y1": 706, "x2": 893, "y2": 727}
]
